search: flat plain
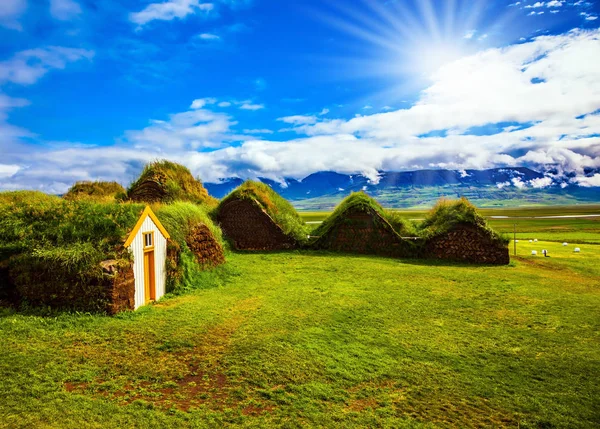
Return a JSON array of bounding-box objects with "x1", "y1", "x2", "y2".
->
[{"x1": 1, "y1": 206, "x2": 599, "y2": 428}]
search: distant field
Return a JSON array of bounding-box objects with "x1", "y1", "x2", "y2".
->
[
  {"x1": 300, "y1": 205, "x2": 600, "y2": 243},
  {"x1": 1, "y1": 245, "x2": 599, "y2": 427}
]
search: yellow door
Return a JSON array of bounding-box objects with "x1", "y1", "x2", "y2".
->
[{"x1": 143, "y1": 250, "x2": 156, "y2": 303}]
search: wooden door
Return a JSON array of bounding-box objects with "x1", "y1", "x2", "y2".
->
[{"x1": 143, "y1": 250, "x2": 156, "y2": 303}]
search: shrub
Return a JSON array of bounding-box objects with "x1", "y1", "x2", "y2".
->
[
  {"x1": 218, "y1": 180, "x2": 308, "y2": 244},
  {"x1": 127, "y1": 160, "x2": 217, "y2": 206}
]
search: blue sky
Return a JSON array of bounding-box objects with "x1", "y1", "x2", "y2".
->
[{"x1": 0, "y1": 0, "x2": 599, "y2": 192}]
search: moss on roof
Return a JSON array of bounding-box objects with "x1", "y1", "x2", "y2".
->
[
  {"x1": 418, "y1": 197, "x2": 508, "y2": 244},
  {"x1": 218, "y1": 180, "x2": 308, "y2": 243},
  {"x1": 155, "y1": 202, "x2": 224, "y2": 250},
  {"x1": 312, "y1": 191, "x2": 413, "y2": 238},
  {"x1": 0, "y1": 192, "x2": 146, "y2": 261},
  {"x1": 64, "y1": 181, "x2": 126, "y2": 203},
  {"x1": 127, "y1": 160, "x2": 217, "y2": 206}
]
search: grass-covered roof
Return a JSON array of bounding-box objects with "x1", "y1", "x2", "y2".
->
[
  {"x1": 0, "y1": 191, "x2": 146, "y2": 263},
  {"x1": 418, "y1": 197, "x2": 508, "y2": 243},
  {"x1": 312, "y1": 191, "x2": 413, "y2": 238},
  {"x1": 127, "y1": 160, "x2": 217, "y2": 207},
  {"x1": 219, "y1": 180, "x2": 308, "y2": 243},
  {"x1": 64, "y1": 181, "x2": 126, "y2": 203},
  {"x1": 155, "y1": 202, "x2": 224, "y2": 249}
]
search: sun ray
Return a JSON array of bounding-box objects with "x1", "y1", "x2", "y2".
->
[{"x1": 314, "y1": 0, "x2": 519, "y2": 105}]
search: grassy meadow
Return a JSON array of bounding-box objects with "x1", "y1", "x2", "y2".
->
[{"x1": 1, "y1": 241, "x2": 600, "y2": 427}]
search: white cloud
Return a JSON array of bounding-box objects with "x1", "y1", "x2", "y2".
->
[
  {"x1": 218, "y1": 101, "x2": 232, "y2": 107},
  {"x1": 529, "y1": 176, "x2": 554, "y2": 188},
  {"x1": 525, "y1": 2, "x2": 545, "y2": 8},
  {"x1": 580, "y1": 12, "x2": 598, "y2": 21},
  {"x1": 50, "y1": 0, "x2": 81, "y2": 21},
  {"x1": 512, "y1": 177, "x2": 526, "y2": 188},
  {"x1": 574, "y1": 174, "x2": 600, "y2": 187},
  {"x1": 2, "y1": 29, "x2": 600, "y2": 191},
  {"x1": 277, "y1": 115, "x2": 318, "y2": 125},
  {"x1": 0, "y1": 164, "x2": 20, "y2": 178},
  {"x1": 319, "y1": 108, "x2": 330, "y2": 116},
  {"x1": 126, "y1": 108, "x2": 240, "y2": 150},
  {"x1": 130, "y1": 0, "x2": 214, "y2": 27},
  {"x1": 239, "y1": 103, "x2": 264, "y2": 111},
  {"x1": 190, "y1": 97, "x2": 216, "y2": 109},
  {"x1": 0, "y1": 0, "x2": 26, "y2": 30},
  {"x1": 0, "y1": 46, "x2": 94, "y2": 85},
  {"x1": 545, "y1": 1, "x2": 564, "y2": 7},
  {"x1": 243, "y1": 129, "x2": 274, "y2": 134},
  {"x1": 197, "y1": 33, "x2": 220, "y2": 40}
]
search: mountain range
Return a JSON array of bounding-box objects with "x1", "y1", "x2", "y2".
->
[{"x1": 204, "y1": 168, "x2": 600, "y2": 210}]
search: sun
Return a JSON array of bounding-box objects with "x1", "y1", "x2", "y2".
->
[{"x1": 317, "y1": 0, "x2": 517, "y2": 104}]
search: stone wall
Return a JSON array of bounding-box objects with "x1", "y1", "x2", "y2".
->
[
  {"x1": 423, "y1": 223, "x2": 509, "y2": 265},
  {"x1": 217, "y1": 198, "x2": 297, "y2": 251},
  {"x1": 186, "y1": 224, "x2": 226, "y2": 267},
  {"x1": 102, "y1": 260, "x2": 135, "y2": 315}
]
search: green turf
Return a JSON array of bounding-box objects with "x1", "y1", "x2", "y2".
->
[
  {"x1": 300, "y1": 206, "x2": 600, "y2": 243},
  {"x1": 1, "y1": 243, "x2": 599, "y2": 428}
]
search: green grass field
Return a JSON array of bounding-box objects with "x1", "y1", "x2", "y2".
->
[{"x1": 2, "y1": 237, "x2": 599, "y2": 427}]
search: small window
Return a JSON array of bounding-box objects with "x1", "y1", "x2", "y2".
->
[{"x1": 143, "y1": 232, "x2": 153, "y2": 248}]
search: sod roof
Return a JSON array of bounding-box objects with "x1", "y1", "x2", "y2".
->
[
  {"x1": 0, "y1": 192, "x2": 148, "y2": 276},
  {"x1": 418, "y1": 197, "x2": 507, "y2": 244},
  {"x1": 218, "y1": 180, "x2": 307, "y2": 243},
  {"x1": 64, "y1": 181, "x2": 126, "y2": 203},
  {"x1": 155, "y1": 201, "x2": 224, "y2": 250},
  {"x1": 312, "y1": 192, "x2": 411, "y2": 238},
  {"x1": 127, "y1": 160, "x2": 217, "y2": 206}
]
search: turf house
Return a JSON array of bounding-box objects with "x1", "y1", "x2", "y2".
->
[
  {"x1": 0, "y1": 190, "x2": 226, "y2": 314},
  {"x1": 127, "y1": 160, "x2": 217, "y2": 207},
  {"x1": 216, "y1": 181, "x2": 308, "y2": 250},
  {"x1": 419, "y1": 198, "x2": 510, "y2": 265},
  {"x1": 123, "y1": 206, "x2": 170, "y2": 310},
  {"x1": 310, "y1": 192, "x2": 417, "y2": 257},
  {"x1": 63, "y1": 181, "x2": 126, "y2": 203}
]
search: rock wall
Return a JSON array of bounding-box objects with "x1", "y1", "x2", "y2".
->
[
  {"x1": 102, "y1": 260, "x2": 135, "y2": 315},
  {"x1": 423, "y1": 224, "x2": 509, "y2": 265},
  {"x1": 312, "y1": 207, "x2": 415, "y2": 257},
  {"x1": 186, "y1": 224, "x2": 226, "y2": 267},
  {"x1": 217, "y1": 198, "x2": 297, "y2": 251}
]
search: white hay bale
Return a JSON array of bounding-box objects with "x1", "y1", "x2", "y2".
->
[
  {"x1": 515, "y1": 240, "x2": 519, "y2": 243},
  {"x1": 531, "y1": 250, "x2": 537, "y2": 255},
  {"x1": 562, "y1": 242, "x2": 568, "y2": 246},
  {"x1": 529, "y1": 240, "x2": 533, "y2": 243},
  {"x1": 574, "y1": 248, "x2": 581, "y2": 253},
  {"x1": 534, "y1": 239, "x2": 538, "y2": 242}
]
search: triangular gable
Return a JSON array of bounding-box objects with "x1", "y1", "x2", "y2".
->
[{"x1": 124, "y1": 206, "x2": 170, "y2": 248}]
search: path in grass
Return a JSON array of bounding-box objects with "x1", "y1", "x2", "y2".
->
[{"x1": 1, "y1": 246, "x2": 599, "y2": 428}]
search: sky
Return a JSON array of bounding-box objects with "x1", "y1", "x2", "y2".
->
[{"x1": 0, "y1": 0, "x2": 599, "y2": 193}]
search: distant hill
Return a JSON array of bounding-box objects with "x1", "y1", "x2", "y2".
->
[{"x1": 204, "y1": 168, "x2": 600, "y2": 209}]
